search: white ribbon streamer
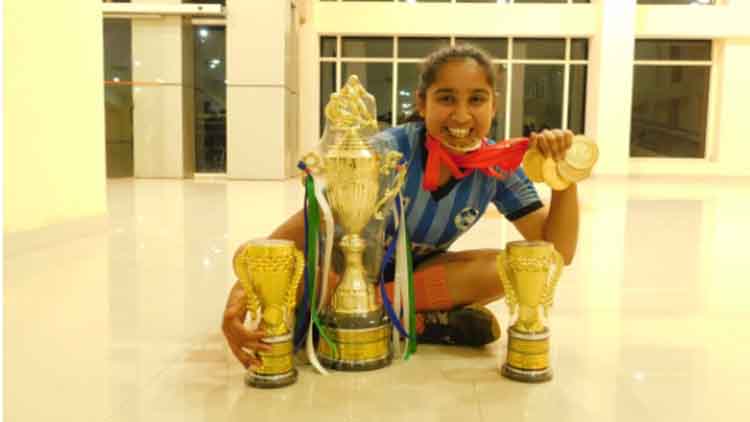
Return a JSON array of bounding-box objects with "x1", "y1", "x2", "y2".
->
[
  {"x1": 391, "y1": 202, "x2": 403, "y2": 357},
  {"x1": 395, "y1": 194, "x2": 411, "y2": 360},
  {"x1": 304, "y1": 177, "x2": 334, "y2": 376}
]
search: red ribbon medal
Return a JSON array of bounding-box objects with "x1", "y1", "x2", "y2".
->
[{"x1": 422, "y1": 133, "x2": 530, "y2": 192}]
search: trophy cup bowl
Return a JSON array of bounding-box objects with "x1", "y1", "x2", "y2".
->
[
  {"x1": 316, "y1": 129, "x2": 402, "y2": 371},
  {"x1": 233, "y1": 239, "x2": 303, "y2": 388},
  {"x1": 497, "y1": 240, "x2": 563, "y2": 383}
]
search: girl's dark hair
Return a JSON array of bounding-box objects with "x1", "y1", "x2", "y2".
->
[{"x1": 405, "y1": 44, "x2": 496, "y2": 123}]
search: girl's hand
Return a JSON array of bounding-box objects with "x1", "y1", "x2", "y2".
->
[
  {"x1": 222, "y1": 281, "x2": 272, "y2": 369},
  {"x1": 530, "y1": 129, "x2": 574, "y2": 162}
]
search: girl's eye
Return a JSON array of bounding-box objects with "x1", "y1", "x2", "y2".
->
[
  {"x1": 471, "y1": 96, "x2": 487, "y2": 105},
  {"x1": 437, "y1": 96, "x2": 454, "y2": 104}
]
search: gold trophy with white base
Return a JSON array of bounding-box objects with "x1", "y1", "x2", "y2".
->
[
  {"x1": 233, "y1": 239, "x2": 304, "y2": 388},
  {"x1": 497, "y1": 241, "x2": 563, "y2": 383}
]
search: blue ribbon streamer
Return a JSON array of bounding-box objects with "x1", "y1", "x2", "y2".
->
[{"x1": 378, "y1": 194, "x2": 411, "y2": 339}]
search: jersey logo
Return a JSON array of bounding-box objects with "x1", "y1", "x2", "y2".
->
[{"x1": 454, "y1": 207, "x2": 480, "y2": 231}]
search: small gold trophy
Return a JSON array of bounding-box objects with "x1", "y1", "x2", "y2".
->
[
  {"x1": 497, "y1": 241, "x2": 563, "y2": 383},
  {"x1": 233, "y1": 239, "x2": 304, "y2": 388},
  {"x1": 304, "y1": 75, "x2": 406, "y2": 371}
]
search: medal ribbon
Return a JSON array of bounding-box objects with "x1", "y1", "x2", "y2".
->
[{"x1": 422, "y1": 133, "x2": 530, "y2": 192}]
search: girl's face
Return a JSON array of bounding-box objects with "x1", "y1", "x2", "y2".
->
[{"x1": 417, "y1": 59, "x2": 496, "y2": 153}]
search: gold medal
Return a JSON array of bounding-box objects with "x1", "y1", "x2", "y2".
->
[
  {"x1": 557, "y1": 160, "x2": 591, "y2": 183},
  {"x1": 542, "y1": 158, "x2": 570, "y2": 191},
  {"x1": 564, "y1": 136, "x2": 599, "y2": 170},
  {"x1": 522, "y1": 148, "x2": 545, "y2": 183}
]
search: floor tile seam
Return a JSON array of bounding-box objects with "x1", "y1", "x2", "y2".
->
[
  {"x1": 4, "y1": 229, "x2": 112, "y2": 262},
  {"x1": 473, "y1": 381, "x2": 485, "y2": 422},
  {"x1": 102, "y1": 346, "x2": 192, "y2": 422}
]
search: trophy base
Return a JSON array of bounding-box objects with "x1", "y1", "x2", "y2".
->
[
  {"x1": 501, "y1": 364, "x2": 552, "y2": 383},
  {"x1": 501, "y1": 326, "x2": 553, "y2": 383},
  {"x1": 245, "y1": 368, "x2": 298, "y2": 389},
  {"x1": 245, "y1": 334, "x2": 297, "y2": 388},
  {"x1": 317, "y1": 310, "x2": 392, "y2": 372}
]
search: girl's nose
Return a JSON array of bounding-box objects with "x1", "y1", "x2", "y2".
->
[{"x1": 451, "y1": 104, "x2": 471, "y2": 123}]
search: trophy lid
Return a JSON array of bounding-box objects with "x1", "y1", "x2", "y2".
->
[{"x1": 321, "y1": 75, "x2": 379, "y2": 150}]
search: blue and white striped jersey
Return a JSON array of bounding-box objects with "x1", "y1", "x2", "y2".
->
[{"x1": 376, "y1": 121, "x2": 543, "y2": 262}]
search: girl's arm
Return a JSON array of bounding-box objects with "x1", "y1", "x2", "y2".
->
[{"x1": 511, "y1": 184, "x2": 579, "y2": 265}]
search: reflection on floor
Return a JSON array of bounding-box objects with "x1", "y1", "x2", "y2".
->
[{"x1": 5, "y1": 176, "x2": 750, "y2": 422}]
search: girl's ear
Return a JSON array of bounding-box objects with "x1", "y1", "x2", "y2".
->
[{"x1": 416, "y1": 91, "x2": 426, "y2": 117}]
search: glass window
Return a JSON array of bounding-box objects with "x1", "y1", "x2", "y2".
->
[
  {"x1": 321, "y1": 37, "x2": 337, "y2": 58},
  {"x1": 513, "y1": 38, "x2": 565, "y2": 60},
  {"x1": 514, "y1": 0, "x2": 566, "y2": 3},
  {"x1": 320, "y1": 63, "x2": 336, "y2": 136},
  {"x1": 398, "y1": 38, "x2": 450, "y2": 59},
  {"x1": 103, "y1": 20, "x2": 134, "y2": 178},
  {"x1": 194, "y1": 26, "x2": 226, "y2": 173},
  {"x1": 183, "y1": 0, "x2": 225, "y2": 4},
  {"x1": 455, "y1": 38, "x2": 508, "y2": 59},
  {"x1": 342, "y1": 37, "x2": 393, "y2": 58},
  {"x1": 571, "y1": 39, "x2": 588, "y2": 60},
  {"x1": 342, "y1": 63, "x2": 393, "y2": 130},
  {"x1": 630, "y1": 66, "x2": 710, "y2": 158},
  {"x1": 638, "y1": 0, "x2": 714, "y2": 4},
  {"x1": 510, "y1": 64, "x2": 564, "y2": 137},
  {"x1": 492, "y1": 64, "x2": 508, "y2": 141},
  {"x1": 568, "y1": 64, "x2": 587, "y2": 134},
  {"x1": 635, "y1": 40, "x2": 712, "y2": 61},
  {"x1": 397, "y1": 63, "x2": 419, "y2": 125}
]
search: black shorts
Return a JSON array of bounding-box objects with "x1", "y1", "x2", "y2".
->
[{"x1": 379, "y1": 250, "x2": 445, "y2": 282}]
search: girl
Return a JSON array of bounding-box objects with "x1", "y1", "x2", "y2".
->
[{"x1": 223, "y1": 44, "x2": 579, "y2": 369}]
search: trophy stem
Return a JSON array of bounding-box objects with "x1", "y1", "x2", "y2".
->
[
  {"x1": 319, "y1": 234, "x2": 392, "y2": 371},
  {"x1": 331, "y1": 234, "x2": 378, "y2": 315}
]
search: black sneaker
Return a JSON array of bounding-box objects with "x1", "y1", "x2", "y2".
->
[{"x1": 418, "y1": 305, "x2": 501, "y2": 347}]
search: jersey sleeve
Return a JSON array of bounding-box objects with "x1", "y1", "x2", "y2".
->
[
  {"x1": 491, "y1": 168, "x2": 544, "y2": 221},
  {"x1": 369, "y1": 125, "x2": 414, "y2": 162}
]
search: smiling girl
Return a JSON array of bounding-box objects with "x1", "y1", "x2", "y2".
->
[{"x1": 223, "y1": 44, "x2": 580, "y2": 369}]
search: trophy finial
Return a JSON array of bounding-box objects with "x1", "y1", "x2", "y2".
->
[{"x1": 323, "y1": 74, "x2": 378, "y2": 140}]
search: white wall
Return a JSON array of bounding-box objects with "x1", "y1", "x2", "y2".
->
[
  {"x1": 132, "y1": 0, "x2": 194, "y2": 179},
  {"x1": 298, "y1": 1, "x2": 750, "y2": 177},
  {"x1": 226, "y1": 0, "x2": 298, "y2": 180},
  {"x1": 714, "y1": 40, "x2": 750, "y2": 173},
  {"x1": 4, "y1": 0, "x2": 107, "y2": 233}
]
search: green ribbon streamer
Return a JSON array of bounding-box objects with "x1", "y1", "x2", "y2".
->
[
  {"x1": 404, "y1": 218, "x2": 418, "y2": 359},
  {"x1": 305, "y1": 175, "x2": 338, "y2": 358}
]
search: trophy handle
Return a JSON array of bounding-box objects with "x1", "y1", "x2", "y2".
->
[
  {"x1": 541, "y1": 249, "x2": 564, "y2": 318},
  {"x1": 373, "y1": 152, "x2": 407, "y2": 220},
  {"x1": 284, "y1": 249, "x2": 305, "y2": 329},
  {"x1": 497, "y1": 250, "x2": 518, "y2": 316},
  {"x1": 232, "y1": 244, "x2": 261, "y2": 322}
]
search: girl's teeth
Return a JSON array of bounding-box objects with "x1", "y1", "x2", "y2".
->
[{"x1": 448, "y1": 128, "x2": 470, "y2": 138}]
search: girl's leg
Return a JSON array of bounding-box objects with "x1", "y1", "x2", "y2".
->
[{"x1": 383, "y1": 249, "x2": 506, "y2": 312}]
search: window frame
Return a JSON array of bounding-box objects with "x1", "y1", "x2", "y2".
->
[
  {"x1": 318, "y1": 35, "x2": 589, "y2": 140},
  {"x1": 630, "y1": 39, "x2": 716, "y2": 160}
]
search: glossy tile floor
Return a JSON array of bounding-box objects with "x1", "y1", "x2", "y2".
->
[{"x1": 5, "y1": 175, "x2": 750, "y2": 422}]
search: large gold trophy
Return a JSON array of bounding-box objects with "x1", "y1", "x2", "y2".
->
[
  {"x1": 304, "y1": 75, "x2": 406, "y2": 371},
  {"x1": 233, "y1": 239, "x2": 304, "y2": 387},
  {"x1": 497, "y1": 241, "x2": 563, "y2": 383}
]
